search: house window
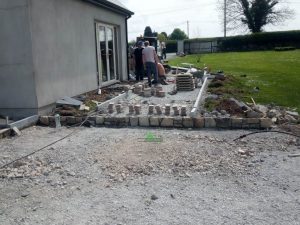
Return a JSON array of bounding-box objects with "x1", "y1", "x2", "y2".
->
[{"x1": 96, "y1": 23, "x2": 117, "y2": 84}]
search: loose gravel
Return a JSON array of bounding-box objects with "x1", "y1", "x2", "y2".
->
[{"x1": 0, "y1": 126, "x2": 299, "y2": 225}]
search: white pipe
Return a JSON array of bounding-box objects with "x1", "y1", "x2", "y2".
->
[{"x1": 190, "y1": 77, "x2": 209, "y2": 118}]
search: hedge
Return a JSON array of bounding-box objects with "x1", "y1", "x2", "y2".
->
[
  {"x1": 166, "y1": 40, "x2": 177, "y2": 53},
  {"x1": 184, "y1": 30, "x2": 300, "y2": 52},
  {"x1": 218, "y1": 30, "x2": 300, "y2": 51}
]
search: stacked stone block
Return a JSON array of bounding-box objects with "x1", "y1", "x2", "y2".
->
[
  {"x1": 108, "y1": 103, "x2": 114, "y2": 114},
  {"x1": 134, "y1": 105, "x2": 141, "y2": 115},
  {"x1": 148, "y1": 105, "x2": 154, "y2": 114},
  {"x1": 165, "y1": 104, "x2": 171, "y2": 115},
  {"x1": 155, "y1": 105, "x2": 163, "y2": 115},
  {"x1": 173, "y1": 105, "x2": 179, "y2": 116},
  {"x1": 115, "y1": 104, "x2": 122, "y2": 114}
]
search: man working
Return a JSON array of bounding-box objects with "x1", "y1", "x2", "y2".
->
[
  {"x1": 157, "y1": 62, "x2": 168, "y2": 85},
  {"x1": 142, "y1": 41, "x2": 160, "y2": 86},
  {"x1": 133, "y1": 41, "x2": 144, "y2": 81}
]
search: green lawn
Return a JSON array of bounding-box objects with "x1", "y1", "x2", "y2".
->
[{"x1": 169, "y1": 50, "x2": 300, "y2": 112}]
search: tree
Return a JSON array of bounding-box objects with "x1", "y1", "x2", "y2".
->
[
  {"x1": 158, "y1": 32, "x2": 168, "y2": 42},
  {"x1": 220, "y1": 0, "x2": 294, "y2": 33},
  {"x1": 144, "y1": 26, "x2": 153, "y2": 37},
  {"x1": 161, "y1": 32, "x2": 168, "y2": 39},
  {"x1": 168, "y1": 28, "x2": 188, "y2": 40}
]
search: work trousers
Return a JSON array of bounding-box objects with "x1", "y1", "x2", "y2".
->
[
  {"x1": 145, "y1": 62, "x2": 158, "y2": 85},
  {"x1": 135, "y1": 65, "x2": 144, "y2": 81}
]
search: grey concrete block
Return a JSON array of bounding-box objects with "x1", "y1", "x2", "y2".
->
[
  {"x1": 205, "y1": 117, "x2": 216, "y2": 128},
  {"x1": 149, "y1": 117, "x2": 160, "y2": 127},
  {"x1": 130, "y1": 117, "x2": 139, "y2": 127},
  {"x1": 173, "y1": 117, "x2": 183, "y2": 128},
  {"x1": 39, "y1": 116, "x2": 49, "y2": 126},
  {"x1": 183, "y1": 117, "x2": 193, "y2": 128},
  {"x1": 9, "y1": 115, "x2": 39, "y2": 130},
  {"x1": 96, "y1": 116, "x2": 105, "y2": 125},
  {"x1": 260, "y1": 118, "x2": 273, "y2": 129},
  {"x1": 231, "y1": 118, "x2": 243, "y2": 128},
  {"x1": 139, "y1": 116, "x2": 149, "y2": 127},
  {"x1": 216, "y1": 118, "x2": 231, "y2": 128},
  {"x1": 194, "y1": 117, "x2": 204, "y2": 128},
  {"x1": 161, "y1": 117, "x2": 173, "y2": 127}
]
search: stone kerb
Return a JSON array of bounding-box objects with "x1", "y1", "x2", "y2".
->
[{"x1": 37, "y1": 115, "x2": 273, "y2": 130}]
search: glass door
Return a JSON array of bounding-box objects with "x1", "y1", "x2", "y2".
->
[{"x1": 96, "y1": 23, "x2": 117, "y2": 84}]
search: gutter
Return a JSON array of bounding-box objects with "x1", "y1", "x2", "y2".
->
[{"x1": 83, "y1": 0, "x2": 134, "y2": 17}]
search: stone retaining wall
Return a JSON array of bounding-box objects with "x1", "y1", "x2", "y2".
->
[{"x1": 38, "y1": 115, "x2": 273, "y2": 129}]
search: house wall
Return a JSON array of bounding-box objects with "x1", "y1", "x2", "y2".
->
[
  {"x1": 0, "y1": 0, "x2": 38, "y2": 119},
  {"x1": 29, "y1": 0, "x2": 128, "y2": 109}
]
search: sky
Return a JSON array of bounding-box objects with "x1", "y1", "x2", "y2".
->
[{"x1": 120, "y1": 0, "x2": 300, "y2": 41}]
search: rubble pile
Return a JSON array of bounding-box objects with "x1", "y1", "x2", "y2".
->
[
  {"x1": 204, "y1": 74, "x2": 299, "y2": 125},
  {"x1": 203, "y1": 95, "x2": 299, "y2": 125}
]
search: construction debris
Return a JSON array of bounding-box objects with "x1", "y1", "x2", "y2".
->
[{"x1": 56, "y1": 96, "x2": 83, "y2": 107}]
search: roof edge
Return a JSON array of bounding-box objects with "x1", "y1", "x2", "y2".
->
[{"x1": 83, "y1": 0, "x2": 134, "y2": 17}]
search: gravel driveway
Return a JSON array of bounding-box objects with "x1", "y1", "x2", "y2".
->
[{"x1": 0, "y1": 126, "x2": 299, "y2": 225}]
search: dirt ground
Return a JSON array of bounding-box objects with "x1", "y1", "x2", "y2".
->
[{"x1": 0, "y1": 126, "x2": 300, "y2": 225}]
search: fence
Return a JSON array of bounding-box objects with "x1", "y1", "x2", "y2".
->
[{"x1": 183, "y1": 40, "x2": 218, "y2": 54}]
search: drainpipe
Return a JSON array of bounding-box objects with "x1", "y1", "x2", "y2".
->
[
  {"x1": 125, "y1": 15, "x2": 131, "y2": 81},
  {"x1": 190, "y1": 76, "x2": 209, "y2": 118}
]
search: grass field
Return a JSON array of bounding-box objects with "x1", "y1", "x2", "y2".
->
[{"x1": 169, "y1": 50, "x2": 300, "y2": 112}]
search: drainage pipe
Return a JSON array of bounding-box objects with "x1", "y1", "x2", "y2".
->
[{"x1": 190, "y1": 77, "x2": 209, "y2": 118}]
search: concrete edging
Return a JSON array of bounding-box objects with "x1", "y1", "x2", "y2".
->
[
  {"x1": 8, "y1": 115, "x2": 39, "y2": 130},
  {"x1": 0, "y1": 115, "x2": 39, "y2": 139}
]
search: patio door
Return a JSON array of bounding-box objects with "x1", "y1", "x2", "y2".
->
[{"x1": 96, "y1": 23, "x2": 117, "y2": 85}]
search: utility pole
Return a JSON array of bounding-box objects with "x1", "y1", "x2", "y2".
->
[
  {"x1": 224, "y1": 0, "x2": 227, "y2": 37},
  {"x1": 187, "y1": 20, "x2": 190, "y2": 39}
]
